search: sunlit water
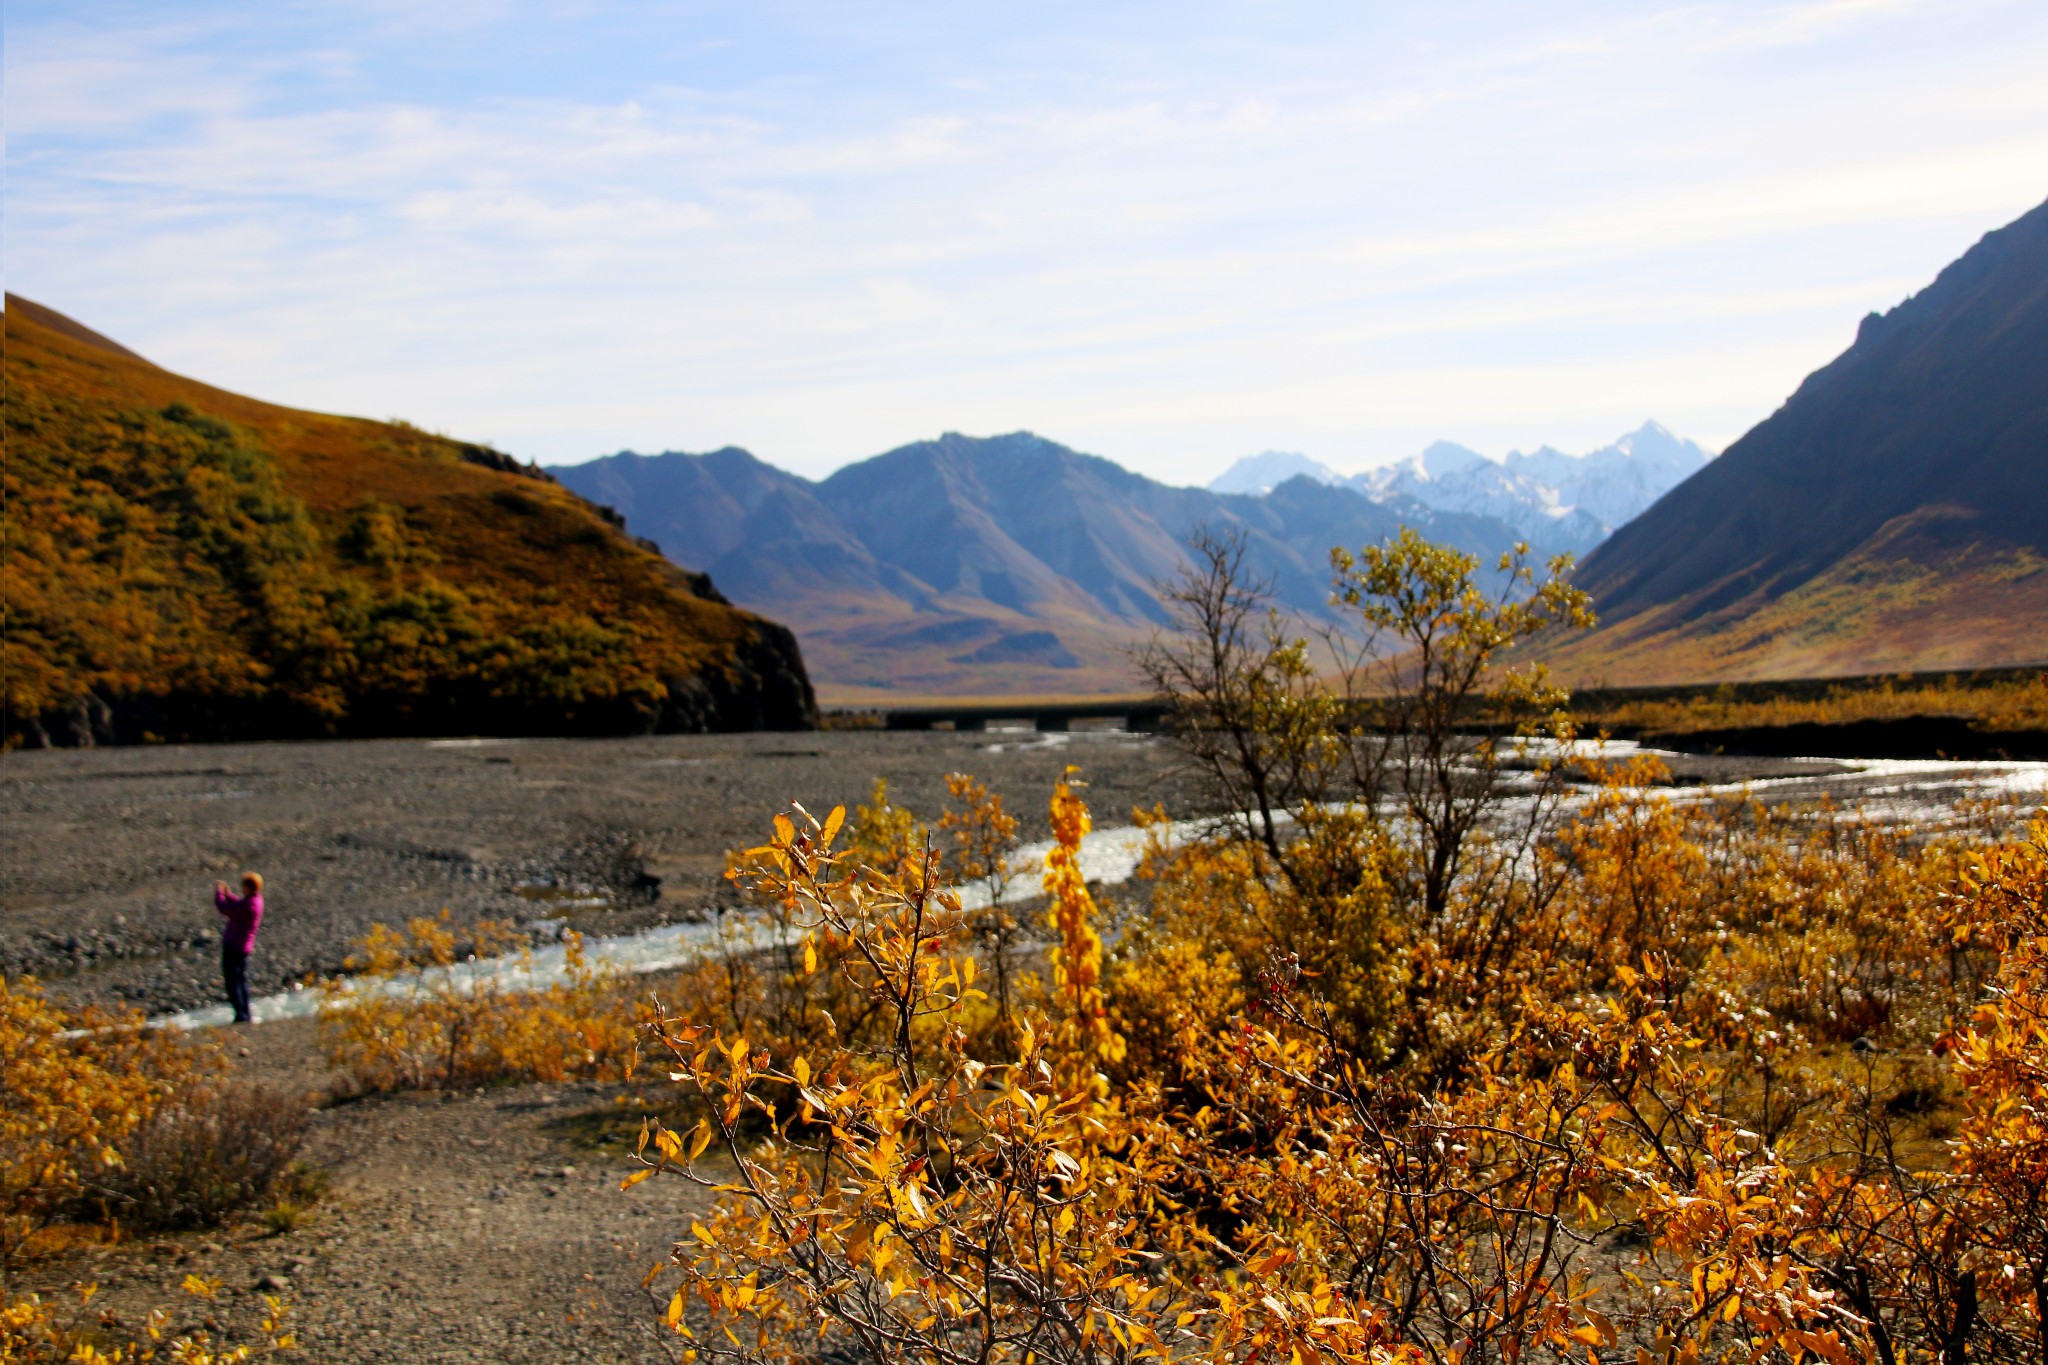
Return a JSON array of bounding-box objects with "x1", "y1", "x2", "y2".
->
[{"x1": 156, "y1": 743, "x2": 2046, "y2": 1032}]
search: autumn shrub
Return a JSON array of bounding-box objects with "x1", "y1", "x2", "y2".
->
[
  {"x1": 0, "y1": 978, "x2": 212, "y2": 1273},
  {"x1": 87, "y1": 1083, "x2": 309, "y2": 1233},
  {"x1": 629, "y1": 789, "x2": 1215, "y2": 1365},
  {"x1": 1, "y1": 1276, "x2": 292, "y2": 1362},
  {"x1": 318, "y1": 910, "x2": 641, "y2": 1092},
  {"x1": 659, "y1": 776, "x2": 1029, "y2": 1089},
  {"x1": 627, "y1": 787, "x2": 1675, "y2": 1365},
  {"x1": 632, "y1": 779, "x2": 2048, "y2": 1365}
]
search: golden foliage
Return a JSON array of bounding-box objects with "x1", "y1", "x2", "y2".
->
[
  {"x1": 1043, "y1": 770, "x2": 1123, "y2": 1068},
  {"x1": 317, "y1": 911, "x2": 640, "y2": 1092},
  {"x1": 1, "y1": 1277, "x2": 292, "y2": 1362},
  {"x1": 621, "y1": 706, "x2": 2048, "y2": 1360},
  {"x1": 0, "y1": 979, "x2": 209, "y2": 1271}
]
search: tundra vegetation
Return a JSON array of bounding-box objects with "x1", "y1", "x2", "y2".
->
[{"x1": 7, "y1": 530, "x2": 2048, "y2": 1363}]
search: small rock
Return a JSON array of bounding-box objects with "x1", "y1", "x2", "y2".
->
[
  {"x1": 557, "y1": 1166, "x2": 576, "y2": 1179},
  {"x1": 254, "y1": 1274, "x2": 292, "y2": 1293},
  {"x1": 198, "y1": 1242, "x2": 224, "y2": 1255}
]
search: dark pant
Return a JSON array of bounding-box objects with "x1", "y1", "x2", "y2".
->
[{"x1": 222, "y1": 945, "x2": 252, "y2": 1022}]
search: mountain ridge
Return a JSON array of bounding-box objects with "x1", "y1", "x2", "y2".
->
[
  {"x1": 1548, "y1": 196, "x2": 2048, "y2": 682},
  {"x1": 556, "y1": 432, "x2": 1527, "y2": 698}
]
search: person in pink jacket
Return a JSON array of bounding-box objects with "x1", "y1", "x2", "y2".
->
[{"x1": 214, "y1": 872, "x2": 265, "y2": 1024}]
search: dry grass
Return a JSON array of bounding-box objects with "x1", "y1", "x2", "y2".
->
[{"x1": 87, "y1": 1082, "x2": 310, "y2": 1232}]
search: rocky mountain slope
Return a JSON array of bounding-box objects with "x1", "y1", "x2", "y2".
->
[
  {"x1": 3, "y1": 296, "x2": 816, "y2": 745},
  {"x1": 1548, "y1": 196, "x2": 2048, "y2": 683},
  {"x1": 558, "y1": 432, "x2": 1521, "y2": 698}
]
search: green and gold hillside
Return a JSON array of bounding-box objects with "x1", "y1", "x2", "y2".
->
[{"x1": 2, "y1": 296, "x2": 815, "y2": 746}]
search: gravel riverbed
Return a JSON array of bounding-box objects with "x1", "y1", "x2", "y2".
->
[{"x1": 2, "y1": 728, "x2": 1209, "y2": 1016}]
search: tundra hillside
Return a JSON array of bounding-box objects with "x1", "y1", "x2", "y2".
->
[{"x1": 2, "y1": 296, "x2": 815, "y2": 749}]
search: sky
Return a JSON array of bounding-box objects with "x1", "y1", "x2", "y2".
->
[{"x1": 8, "y1": 1, "x2": 2048, "y2": 485}]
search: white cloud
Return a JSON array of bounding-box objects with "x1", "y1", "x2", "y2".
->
[{"x1": 1692, "y1": 0, "x2": 1921, "y2": 52}]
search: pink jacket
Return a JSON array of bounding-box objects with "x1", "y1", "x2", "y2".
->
[{"x1": 215, "y1": 888, "x2": 264, "y2": 954}]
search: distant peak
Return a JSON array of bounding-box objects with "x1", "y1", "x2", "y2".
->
[
  {"x1": 1414, "y1": 441, "x2": 1490, "y2": 478},
  {"x1": 1208, "y1": 450, "x2": 1340, "y2": 495}
]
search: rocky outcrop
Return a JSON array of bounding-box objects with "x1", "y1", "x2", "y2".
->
[{"x1": 660, "y1": 620, "x2": 819, "y2": 733}]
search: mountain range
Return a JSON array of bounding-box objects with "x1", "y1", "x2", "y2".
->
[
  {"x1": 1549, "y1": 194, "x2": 2048, "y2": 683},
  {"x1": 3, "y1": 295, "x2": 816, "y2": 747},
  {"x1": 555, "y1": 434, "x2": 1532, "y2": 700},
  {"x1": 1208, "y1": 422, "x2": 1715, "y2": 556}
]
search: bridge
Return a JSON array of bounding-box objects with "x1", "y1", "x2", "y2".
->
[{"x1": 882, "y1": 697, "x2": 1171, "y2": 733}]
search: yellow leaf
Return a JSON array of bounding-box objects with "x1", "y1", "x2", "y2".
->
[
  {"x1": 689, "y1": 1118, "x2": 715, "y2": 1160},
  {"x1": 1246, "y1": 1248, "x2": 1294, "y2": 1279},
  {"x1": 794, "y1": 1055, "x2": 811, "y2": 1086},
  {"x1": 823, "y1": 805, "x2": 846, "y2": 845},
  {"x1": 773, "y1": 813, "x2": 794, "y2": 846},
  {"x1": 803, "y1": 938, "x2": 818, "y2": 975},
  {"x1": 620, "y1": 1168, "x2": 655, "y2": 1190}
]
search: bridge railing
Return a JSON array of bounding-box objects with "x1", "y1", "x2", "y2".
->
[{"x1": 883, "y1": 699, "x2": 1171, "y2": 733}]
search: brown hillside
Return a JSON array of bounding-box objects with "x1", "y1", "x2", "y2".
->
[{"x1": 2, "y1": 296, "x2": 815, "y2": 746}]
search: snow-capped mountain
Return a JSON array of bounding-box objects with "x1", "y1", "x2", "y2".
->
[
  {"x1": 1351, "y1": 442, "x2": 1606, "y2": 552},
  {"x1": 1211, "y1": 425, "x2": 1712, "y2": 551},
  {"x1": 1346, "y1": 422, "x2": 1714, "y2": 555},
  {"x1": 1207, "y1": 450, "x2": 1341, "y2": 496},
  {"x1": 1501, "y1": 422, "x2": 1714, "y2": 535}
]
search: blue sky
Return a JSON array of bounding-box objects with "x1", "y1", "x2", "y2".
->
[{"x1": 8, "y1": 1, "x2": 2047, "y2": 483}]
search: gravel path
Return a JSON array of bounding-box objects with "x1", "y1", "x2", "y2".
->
[{"x1": 28, "y1": 1017, "x2": 713, "y2": 1363}]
